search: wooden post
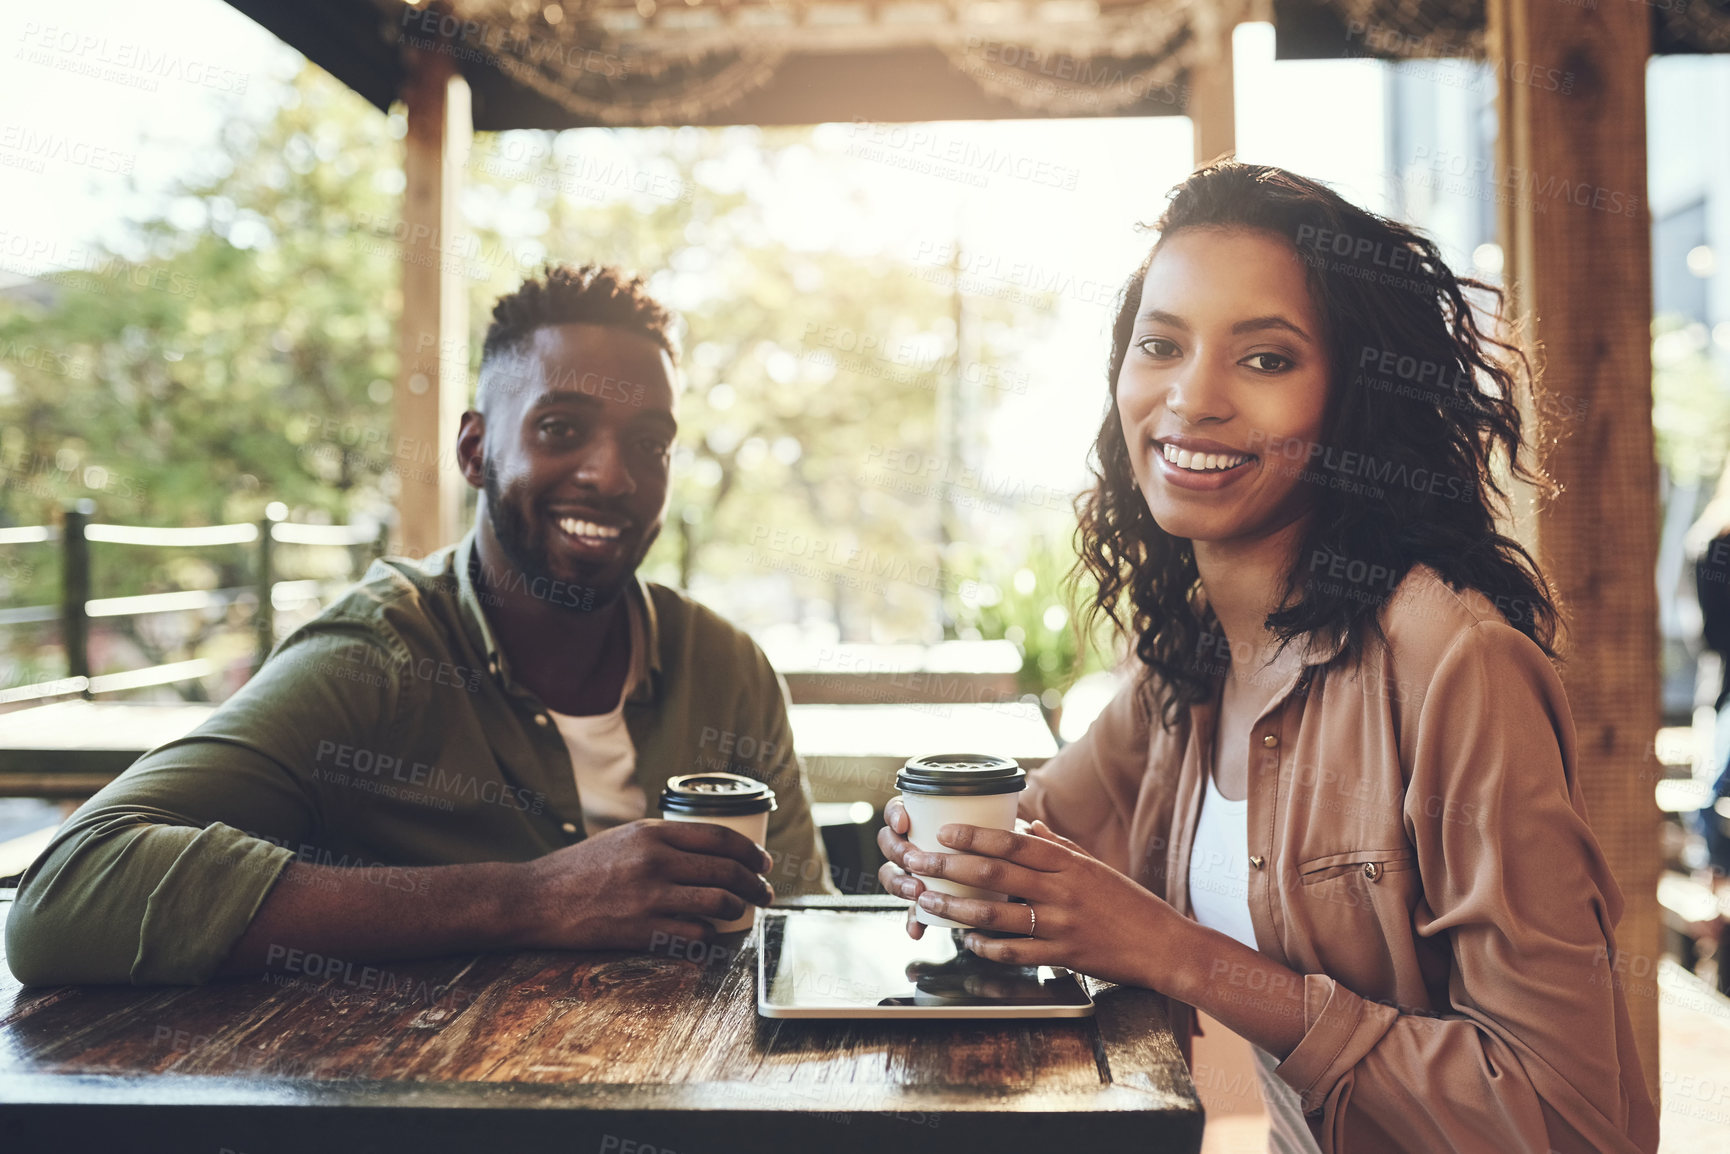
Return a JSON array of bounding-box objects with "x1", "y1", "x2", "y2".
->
[
  {"x1": 395, "y1": 41, "x2": 473, "y2": 560},
  {"x1": 60, "y1": 500, "x2": 93, "y2": 688},
  {"x1": 1189, "y1": 1, "x2": 1238, "y2": 167},
  {"x1": 1488, "y1": 0, "x2": 1660, "y2": 1097}
]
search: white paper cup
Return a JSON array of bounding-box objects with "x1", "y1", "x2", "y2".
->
[
  {"x1": 659, "y1": 772, "x2": 777, "y2": 933},
  {"x1": 895, "y1": 753, "x2": 1026, "y2": 929}
]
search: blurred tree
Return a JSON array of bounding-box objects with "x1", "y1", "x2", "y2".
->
[
  {"x1": 0, "y1": 63, "x2": 400, "y2": 690},
  {"x1": 462, "y1": 124, "x2": 1054, "y2": 642},
  {"x1": 1652, "y1": 314, "x2": 1730, "y2": 485},
  {"x1": 0, "y1": 63, "x2": 1059, "y2": 694},
  {"x1": 948, "y1": 533, "x2": 1114, "y2": 705}
]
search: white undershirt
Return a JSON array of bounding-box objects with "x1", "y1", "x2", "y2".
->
[
  {"x1": 1188, "y1": 772, "x2": 1256, "y2": 949},
  {"x1": 546, "y1": 595, "x2": 647, "y2": 837},
  {"x1": 1188, "y1": 772, "x2": 1324, "y2": 1154}
]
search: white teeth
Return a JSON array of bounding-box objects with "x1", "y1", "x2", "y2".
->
[
  {"x1": 1159, "y1": 444, "x2": 1249, "y2": 472},
  {"x1": 558, "y1": 517, "x2": 623, "y2": 540}
]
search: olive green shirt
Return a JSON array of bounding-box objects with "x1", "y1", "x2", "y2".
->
[{"x1": 5, "y1": 531, "x2": 831, "y2": 986}]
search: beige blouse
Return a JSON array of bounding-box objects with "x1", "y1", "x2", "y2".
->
[{"x1": 1019, "y1": 564, "x2": 1659, "y2": 1154}]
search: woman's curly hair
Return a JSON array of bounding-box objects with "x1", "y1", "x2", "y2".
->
[{"x1": 1074, "y1": 161, "x2": 1563, "y2": 728}]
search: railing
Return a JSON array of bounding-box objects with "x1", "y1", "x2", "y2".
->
[{"x1": 0, "y1": 501, "x2": 389, "y2": 705}]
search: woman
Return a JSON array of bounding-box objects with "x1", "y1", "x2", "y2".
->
[{"x1": 877, "y1": 162, "x2": 1658, "y2": 1154}]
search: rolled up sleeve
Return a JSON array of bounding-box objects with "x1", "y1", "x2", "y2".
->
[
  {"x1": 1273, "y1": 621, "x2": 1657, "y2": 1154},
  {"x1": 5, "y1": 623, "x2": 402, "y2": 986}
]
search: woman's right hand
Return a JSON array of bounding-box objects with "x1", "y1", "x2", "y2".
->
[{"x1": 876, "y1": 797, "x2": 928, "y2": 939}]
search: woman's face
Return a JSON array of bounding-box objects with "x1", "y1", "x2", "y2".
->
[{"x1": 1116, "y1": 226, "x2": 1331, "y2": 548}]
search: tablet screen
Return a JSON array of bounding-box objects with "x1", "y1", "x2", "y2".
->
[{"x1": 757, "y1": 909, "x2": 1095, "y2": 1018}]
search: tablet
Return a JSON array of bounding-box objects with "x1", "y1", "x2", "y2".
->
[{"x1": 756, "y1": 908, "x2": 1095, "y2": 1019}]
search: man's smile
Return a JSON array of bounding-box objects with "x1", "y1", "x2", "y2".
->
[{"x1": 551, "y1": 509, "x2": 632, "y2": 558}]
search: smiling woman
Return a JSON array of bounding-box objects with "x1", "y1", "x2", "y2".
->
[{"x1": 879, "y1": 162, "x2": 1659, "y2": 1154}]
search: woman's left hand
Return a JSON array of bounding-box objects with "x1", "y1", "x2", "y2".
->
[{"x1": 901, "y1": 819, "x2": 1192, "y2": 991}]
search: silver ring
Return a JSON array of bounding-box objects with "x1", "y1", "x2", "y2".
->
[{"x1": 1027, "y1": 905, "x2": 1037, "y2": 938}]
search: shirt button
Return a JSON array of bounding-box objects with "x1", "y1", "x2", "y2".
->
[
  {"x1": 487, "y1": 660, "x2": 499, "y2": 676},
  {"x1": 535, "y1": 714, "x2": 550, "y2": 727},
  {"x1": 1262, "y1": 734, "x2": 1279, "y2": 749},
  {"x1": 561, "y1": 821, "x2": 578, "y2": 835},
  {"x1": 1250, "y1": 855, "x2": 1265, "y2": 870},
  {"x1": 1363, "y1": 862, "x2": 1382, "y2": 881}
]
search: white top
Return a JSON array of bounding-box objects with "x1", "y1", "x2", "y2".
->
[
  {"x1": 547, "y1": 596, "x2": 648, "y2": 838},
  {"x1": 1187, "y1": 772, "x2": 1256, "y2": 949},
  {"x1": 1188, "y1": 771, "x2": 1324, "y2": 1154}
]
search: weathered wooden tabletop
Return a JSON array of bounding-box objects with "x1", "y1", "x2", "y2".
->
[{"x1": 0, "y1": 891, "x2": 1203, "y2": 1153}]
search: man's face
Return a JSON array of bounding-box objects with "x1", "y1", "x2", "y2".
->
[{"x1": 460, "y1": 323, "x2": 677, "y2": 605}]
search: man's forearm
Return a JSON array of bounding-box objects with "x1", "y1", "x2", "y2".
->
[{"x1": 216, "y1": 860, "x2": 528, "y2": 976}]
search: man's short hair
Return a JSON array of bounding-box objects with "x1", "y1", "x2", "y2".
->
[{"x1": 479, "y1": 264, "x2": 678, "y2": 392}]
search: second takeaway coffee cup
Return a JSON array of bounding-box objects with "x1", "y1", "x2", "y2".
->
[
  {"x1": 896, "y1": 753, "x2": 1027, "y2": 929},
  {"x1": 659, "y1": 772, "x2": 778, "y2": 933}
]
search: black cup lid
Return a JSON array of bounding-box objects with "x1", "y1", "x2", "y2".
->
[
  {"x1": 659, "y1": 772, "x2": 778, "y2": 816},
  {"x1": 896, "y1": 753, "x2": 1026, "y2": 796}
]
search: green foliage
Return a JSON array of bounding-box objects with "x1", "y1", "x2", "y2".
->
[
  {"x1": 0, "y1": 63, "x2": 1059, "y2": 688},
  {"x1": 1652, "y1": 314, "x2": 1730, "y2": 484},
  {"x1": 0, "y1": 66, "x2": 400, "y2": 685},
  {"x1": 0, "y1": 65, "x2": 401, "y2": 604},
  {"x1": 947, "y1": 532, "x2": 1113, "y2": 701},
  {"x1": 462, "y1": 124, "x2": 1053, "y2": 641}
]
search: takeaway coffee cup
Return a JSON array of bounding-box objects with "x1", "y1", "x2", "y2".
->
[
  {"x1": 895, "y1": 753, "x2": 1027, "y2": 929},
  {"x1": 659, "y1": 772, "x2": 778, "y2": 933}
]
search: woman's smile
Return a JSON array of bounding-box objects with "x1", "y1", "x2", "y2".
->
[{"x1": 1152, "y1": 435, "x2": 1259, "y2": 491}]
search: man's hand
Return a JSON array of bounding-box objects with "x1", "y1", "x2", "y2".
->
[{"x1": 507, "y1": 819, "x2": 776, "y2": 952}]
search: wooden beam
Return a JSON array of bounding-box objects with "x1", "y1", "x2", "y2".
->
[
  {"x1": 1189, "y1": 4, "x2": 1237, "y2": 167},
  {"x1": 1488, "y1": 0, "x2": 1661, "y2": 1098},
  {"x1": 394, "y1": 43, "x2": 472, "y2": 560}
]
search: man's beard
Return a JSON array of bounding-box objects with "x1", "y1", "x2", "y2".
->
[{"x1": 482, "y1": 471, "x2": 624, "y2": 612}]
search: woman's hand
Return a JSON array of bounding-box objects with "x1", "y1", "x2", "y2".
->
[
  {"x1": 892, "y1": 817, "x2": 1195, "y2": 992},
  {"x1": 876, "y1": 796, "x2": 929, "y2": 939}
]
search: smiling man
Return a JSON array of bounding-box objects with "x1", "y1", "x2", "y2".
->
[{"x1": 5, "y1": 265, "x2": 833, "y2": 986}]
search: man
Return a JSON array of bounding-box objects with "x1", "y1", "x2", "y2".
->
[{"x1": 5, "y1": 264, "x2": 832, "y2": 985}]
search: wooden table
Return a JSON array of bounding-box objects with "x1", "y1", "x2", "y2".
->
[
  {"x1": 0, "y1": 700, "x2": 1059, "y2": 805},
  {"x1": 0, "y1": 891, "x2": 1204, "y2": 1152}
]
